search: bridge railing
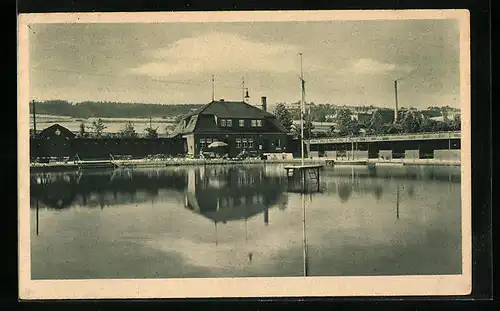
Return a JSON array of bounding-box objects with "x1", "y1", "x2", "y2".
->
[{"x1": 309, "y1": 131, "x2": 461, "y2": 144}]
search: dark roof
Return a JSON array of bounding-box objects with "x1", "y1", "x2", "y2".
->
[
  {"x1": 38, "y1": 124, "x2": 76, "y2": 139},
  {"x1": 198, "y1": 100, "x2": 274, "y2": 118},
  {"x1": 199, "y1": 203, "x2": 270, "y2": 223},
  {"x1": 170, "y1": 100, "x2": 286, "y2": 136}
]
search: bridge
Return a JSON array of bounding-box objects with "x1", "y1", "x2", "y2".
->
[
  {"x1": 309, "y1": 131, "x2": 461, "y2": 145},
  {"x1": 306, "y1": 131, "x2": 461, "y2": 161}
]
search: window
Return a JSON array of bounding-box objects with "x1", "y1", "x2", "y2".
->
[
  {"x1": 256, "y1": 119, "x2": 263, "y2": 127},
  {"x1": 248, "y1": 138, "x2": 254, "y2": 148},
  {"x1": 221, "y1": 119, "x2": 232, "y2": 127},
  {"x1": 251, "y1": 120, "x2": 257, "y2": 127},
  {"x1": 242, "y1": 138, "x2": 248, "y2": 148},
  {"x1": 200, "y1": 138, "x2": 206, "y2": 149},
  {"x1": 236, "y1": 138, "x2": 242, "y2": 148},
  {"x1": 239, "y1": 119, "x2": 245, "y2": 127}
]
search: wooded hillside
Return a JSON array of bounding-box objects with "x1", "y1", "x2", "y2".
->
[{"x1": 29, "y1": 100, "x2": 204, "y2": 118}]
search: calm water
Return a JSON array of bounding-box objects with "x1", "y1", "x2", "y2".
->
[{"x1": 30, "y1": 164, "x2": 462, "y2": 279}]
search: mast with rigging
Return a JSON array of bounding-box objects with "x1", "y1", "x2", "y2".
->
[{"x1": 299, "y1": 53, "x2": 305, "y2": 166}]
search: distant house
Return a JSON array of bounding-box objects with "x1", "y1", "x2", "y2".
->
[
  {"x1": 352, "y1": 112, "x2": 372, "y2": 124},
  {"x1": 38, "y1": 123, "x2": 76, "y2": 140},
  {"x1": 35, "y1": 124, "x2": 76, "y2": 158},
  {"x1": 324, "y1": 114, "x2": 336, "y2": 121},
  {"x1": 375, "y1": 108, "x2": 396, "y2": 124},
  {"x1": 170, "y1": 97, "x2": 288, "y2": 157},
  {"x1": 285, "y1": 101, "x2": 315, "y2": 112}
]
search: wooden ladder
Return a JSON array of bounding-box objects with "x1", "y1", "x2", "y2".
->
[{"x1": 307, "y1": 168, "x2": 318, "y2": 184}]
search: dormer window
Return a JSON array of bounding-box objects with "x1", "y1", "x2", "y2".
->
[
  {"x1": 220, "y1": 118, "x2": 232, "y2": 127},
  {"x1": 239, "y1": 119, "x2": 245, "y2": 127},
  {"x1": 251, "y1": 120, "x2": 257, "y2": 127}
]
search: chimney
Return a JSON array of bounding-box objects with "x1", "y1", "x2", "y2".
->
[
  {"x1": 394, "y1": 80, "x2": 399, "y2": 123},
  {"x1": 261, "y1": 96, "x2": 267, "y2": 112}
]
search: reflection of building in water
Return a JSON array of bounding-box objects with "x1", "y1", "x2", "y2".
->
[
  {"x1": 318, "y1": 165, "x2": 459, "y2": 203},
  {"x1": 336, "y1": 182, "x2": 353, "y2": 203},
  {"x1": 184, "y1": 166, "x2": 287, "y2": 225},
  {"x1": 30, "y1": 169, "x2": 188, "y2": 210}
]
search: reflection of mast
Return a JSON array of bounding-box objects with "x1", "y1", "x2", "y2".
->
[
  {"x1": 246, "y1": 218, "x2": 254, "y2": 263},
  {"x1": 264, "y1": 207, "x2": 269, "y2": 225},
  {"x1": 245, "y1": 218, "x2": 248, "y2": 242},
  {"x1": 36, "y1": 198, "x2": 39, "y2": 236},
  {"x1": 396, "y1": 185, "x2": 400, "y2": 220},
  {"x1": 214, "y1": 221, "x2": 218, "y2": 246},
  {"x1": 302, "y1": 193, "x2": 308, "y2": 276}
]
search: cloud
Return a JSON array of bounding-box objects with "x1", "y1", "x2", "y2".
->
[
  {"x1": 343, "y1": 58, "x2": 414, "y2": 75},
  {"x1": 129, "y1": 32, "x2": 302, "y2": 77}
]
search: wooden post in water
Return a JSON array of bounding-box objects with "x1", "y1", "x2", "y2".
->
[
  {"x1": 317, "y1": 167, "x2": 320, "y2": 192},
  {"x1": 448, "y1": 132, "x2": 451, "y2": 165}
]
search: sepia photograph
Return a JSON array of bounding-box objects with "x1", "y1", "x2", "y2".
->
[{"x1": 18, "y1": 10, "x2": 471, "y2": 299}]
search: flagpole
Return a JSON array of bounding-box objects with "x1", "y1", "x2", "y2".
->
[
  {"x1": 212, "y1": 75, "x2": 215, "y2": 101},
  {"x1": 31, "y1": 99, "x2": 37, "y2": 136},
  {"x1": 242, "y1": 77, "x2": 245, "y2": 102},
  {"x1": 300, "y1": 53, "x2": 305, "y2": 166}
]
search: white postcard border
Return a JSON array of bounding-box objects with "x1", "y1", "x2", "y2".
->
[{"x1": 18, "y1": 9, "x2": 472, "y2": 300}]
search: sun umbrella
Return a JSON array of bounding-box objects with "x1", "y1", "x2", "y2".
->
[{"x1": 207, "y1": 141, "x2": 228, "y2": 148}]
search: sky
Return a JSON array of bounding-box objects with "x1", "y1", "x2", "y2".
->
[{"x1": 28, "y1": 18, "x2": 462, "y2": 110}]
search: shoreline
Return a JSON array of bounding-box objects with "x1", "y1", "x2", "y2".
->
[{"x1": 29, "y1": 157, "x2": 461, "y2": 172}]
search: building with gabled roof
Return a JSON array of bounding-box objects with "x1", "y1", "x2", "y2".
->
[
  {"x1": 170, "y1": 97, "x2": 288, "y2": 157},
  {"x1": 38, "y1": 123, "x2": 76, "y2": 140}
]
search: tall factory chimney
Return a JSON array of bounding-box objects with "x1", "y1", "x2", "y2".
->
[
  {"x1": 394, "y1": 80, "x2": 399, "y2": 123},
  {"x1": 261, "y1": 96, "x2": 267, "y2": 112}
]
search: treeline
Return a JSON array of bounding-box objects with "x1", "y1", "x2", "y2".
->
[
  {"x1": 273, "y1": 103, "x2": 461, "y2": 140},
  {"x1": 29, "y1": 100, "x2": 204, "y2": 118},
  {"x1": 279, "y1": 102, "x2": 459, "y2": 123}
]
